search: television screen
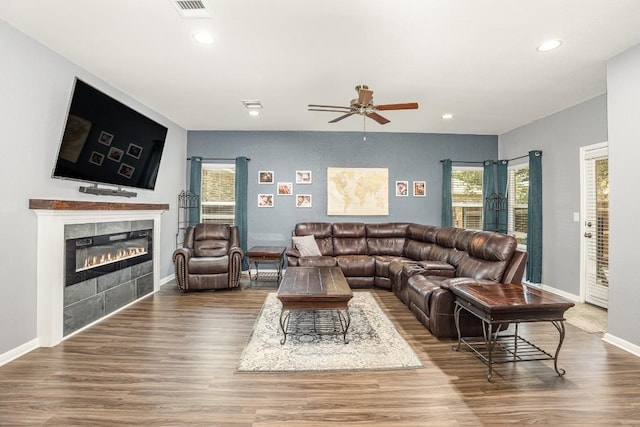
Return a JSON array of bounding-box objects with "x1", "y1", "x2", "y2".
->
[{"x1": 52, "y1": 78, "x2": 168, "y2": 191}]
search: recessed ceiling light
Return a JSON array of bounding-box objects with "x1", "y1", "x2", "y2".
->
[
  {"x1": 442, "y1": 113, "x2": 454, "y2": 120},
  {"x1": 193, "y1": 31, "x2": 214, "y2": 45},
  {"x1": 248, "y1": 110, "x2": 260, "y2": 117},
  {"x1": 536, "y1": 39, "x2": 562, "y2": 52}
]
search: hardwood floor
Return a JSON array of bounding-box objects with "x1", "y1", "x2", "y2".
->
[{"x1": 2, "y1": 278, "x2": 640, "y2": 426}]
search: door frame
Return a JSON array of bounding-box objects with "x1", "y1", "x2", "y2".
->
[{"x1": 579, "y1": 141, "x2": 608, "y2": 304}]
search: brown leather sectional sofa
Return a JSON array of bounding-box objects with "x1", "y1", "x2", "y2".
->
[{"x1": 286, "y1": 222, "x2": 527, "y2": 338}]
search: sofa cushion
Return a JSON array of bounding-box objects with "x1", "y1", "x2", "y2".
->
[
  {"x1": 336, "y1": 255, "x2": 376, "y2": 277},
  {"x1": 333, "y1": 223, "x2": 367, "y2": 255},
  {"x1": 455, "y1": 254, "x2": 507, "y2": 282},
  {"x1": 468, "y1": 232, "x2": 517, "y2": 261},
  {"x1": 193, "y1": 224, "x2": 231, "y2": 257},
  {"x1": 294, "y1": 222, "x2": 334, "y2": 255},
  {"x1": 292, "y1": 235, "x2": 322, "y2": 257},
  {"x1": 366, "y1": 223, "x2": 409, "y2": 256}
]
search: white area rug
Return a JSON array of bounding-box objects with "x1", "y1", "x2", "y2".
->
[{"x1": 237, "y1": 292, "x2": 423, "y2": 372}]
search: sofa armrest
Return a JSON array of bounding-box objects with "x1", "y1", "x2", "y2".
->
[
  {"x1": 229, "y1": 247, "x2": 244, "y2": 288},
  {"x1": 286, "y1": 248, "x2": 300, "y2": 266},
  {"x1": 416, "y1": 260, "x2": 456, "y2": 277},
  {"x1": 438, "y1": 277, "x2": 500, "y2": 290},
  {"x1": 172, "y1": 248, "x2": 194, "y2": 290}
]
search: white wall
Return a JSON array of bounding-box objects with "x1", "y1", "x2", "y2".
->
[
  {"x1": 607, "y1": 44, "x2": 640, "y2": 347},
  {"x1": 499, "y1": 95, "x2": 608, "y2": 296},
  {"x1": 0, "y1": 21, "x2": 186, "y2": 355}
]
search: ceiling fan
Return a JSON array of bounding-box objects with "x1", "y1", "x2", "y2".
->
[{"x1": 308, "y1": 84, "x2": 419, "y2": 125}]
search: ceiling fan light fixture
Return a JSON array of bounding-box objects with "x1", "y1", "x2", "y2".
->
[{"x1": 536, "y1": 39, "x2": 562, "y2": 52}]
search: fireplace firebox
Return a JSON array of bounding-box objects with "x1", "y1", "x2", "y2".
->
[{"x1": 65, "y1": 229, "x2": 153, "y2": 286}]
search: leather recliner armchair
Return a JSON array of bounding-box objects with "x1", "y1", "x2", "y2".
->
[{"x1": 173, "y1": 224, "x2": 244, "y2": 290}]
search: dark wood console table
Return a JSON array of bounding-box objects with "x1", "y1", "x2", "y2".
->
[{"x1": 451, "y1": 282, "x2": 575, "y2": 382}]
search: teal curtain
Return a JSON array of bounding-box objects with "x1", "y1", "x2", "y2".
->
[
  {"x1": 235, "y1": 156, "x2": 249, "y2": 270},
  {"x1": 526, "y1": 150, "x2": 543, "y2": 283},
  {"x1": 496, "y1": 160, "x2": 509, "y2": 234},
  {"x1": 482, "y1": 160, "x2": 495, "y2": 231},
  {"x1": 441, "y1": 159, "x2": 452, "y2": 226},
  {"x1": 188, "y1": 156, "x2": 202, "y2": 226}
]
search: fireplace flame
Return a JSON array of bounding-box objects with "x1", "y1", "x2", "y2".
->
[{"x1": 80, "y1": 247, "x2": 147, "y2": 271}]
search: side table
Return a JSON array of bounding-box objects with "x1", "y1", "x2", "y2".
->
[
  {"x1": 451, "y1": 282, "x2": 575, "y2": 382},
  {"x1": 246, "y1": 246, "x2": 286, "y2": 283}
]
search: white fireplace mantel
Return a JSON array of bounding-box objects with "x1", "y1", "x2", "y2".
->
[{"x1": 30, "y1": 199, "x2": 168, "y2": 347}]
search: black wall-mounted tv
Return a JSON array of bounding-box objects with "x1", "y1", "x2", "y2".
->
[{"x1": 52, "y1": 78, "x2": 168, "y2": 192}]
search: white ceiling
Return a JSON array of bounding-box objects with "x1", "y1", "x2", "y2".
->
[{"x1": 2, "y1": 0, "x2": 640, "y2": 135}]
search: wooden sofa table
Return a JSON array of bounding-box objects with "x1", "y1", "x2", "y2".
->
[
  {"x1": 451, "y1": 282, "x2": 575, "y2": 382},
  {"x1": 246, "y1": 246, "x2": 286, "y2": 283},
  {"x1": 276, "y1": 267, "x2": 353, "y2": 344}
]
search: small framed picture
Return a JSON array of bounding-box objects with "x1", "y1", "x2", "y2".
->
[
  {"x1": 395, "y1": 181, "x2": 409, "y2": 196},
  {"x1": 296, "y1": 170, "x2": 312, "y2": 184},
  {"x1": 126, "y1": 143, "x2": 143, "y2": 159},
  {"x1": 98, "y1": 131, "x2": 113, "y2": 146},
  {"x1": 118, "y1": 163, "x2": 135, "y2": 179},
  {"x1": 296, "y1": 194, "x2": 312, "y2": 208},
  {"x1": 258, "y1": 171, "x2": 274, "y2": 184},
  {"x1": 89, "y1": 151, "x2": 104, "y2": 166},
  {"x1": 107, "y1": 147, "x2": 124, "y2": 162},
  {"x1": 258, "y1": 194, "x2": 274, "y2": 207},
  {"x1": 277, "y1": 182, "x2": 293, "y2": 195},
  {"x1": 413, "y1": 181, "x2": 426, "y2": 197}
]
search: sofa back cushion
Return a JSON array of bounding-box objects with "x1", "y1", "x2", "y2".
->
[
  {"x1": 403, "y1": 240, "x2": 434, "y2": 260},
  {"x1": 192, "y1": 224, "x2": 231, "y2": 257},
  {"x1": 455, "y1": 255, "x2": 508, "y2": 282},
  {"x1": 294, "y1": 222, "x2": 334, "y2": 256},
  {"x1": 468, "y1": 232, "x2": 517, "y2": 261},
  {"x1": 333, "y1": 223, "x2": 367, "y2": 255},
  {"x1": 406, "y1": 223, "x2": 439, "y2": 243},
  {"x1": 454, "y1": 232, "x2": 518, "y2": 281},
  {"x1": 366, "y1": 223, "x2": 408, "y2": 256}
]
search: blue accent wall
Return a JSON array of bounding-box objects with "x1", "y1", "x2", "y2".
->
[{"x1": 188, "y1": 130, "x2": 497, "y2": 248}]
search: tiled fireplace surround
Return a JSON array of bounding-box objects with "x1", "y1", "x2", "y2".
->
[{"x1": 30, "y1": 199, "x2": 168, "y2": 347}]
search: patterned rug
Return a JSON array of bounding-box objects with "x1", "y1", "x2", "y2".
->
[{"x1": 237, "y1": 292, "x2": 423, "y2": 372}]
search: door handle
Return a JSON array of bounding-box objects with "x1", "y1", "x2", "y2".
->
[{"x1": 584, "y1": 232, "x2": 592, "y2": 238}]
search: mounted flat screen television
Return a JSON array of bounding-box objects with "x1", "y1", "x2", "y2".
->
[{"x1": 52, "y1": 78, "x2": 168, "y2": 195}]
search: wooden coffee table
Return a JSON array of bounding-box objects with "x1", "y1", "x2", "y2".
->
[
  {"x1": 276, "y1": 266, "x2": 353, "y2": 344},
  {"x1": 451, "y1": 282, "x2": 575, "y2": 382}
]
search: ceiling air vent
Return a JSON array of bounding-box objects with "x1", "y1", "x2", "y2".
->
[{"x1": 171, "y1": 0, "x2": 213, "y2": 18}]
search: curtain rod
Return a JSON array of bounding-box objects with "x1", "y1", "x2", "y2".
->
[
  {"x1": 187, "y1": 157, "x2": 251, "y2": 161},
  {"x1": 440, "y1": 153, "x2": 536, "y2": 164}
]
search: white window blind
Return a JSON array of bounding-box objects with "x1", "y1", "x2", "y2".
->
[
  {"x1": 507, "y1": 165, "x2": 529, "y2": 247},
  {"x1": 201, "y1": 164, "x2": 236, "y2": 225},
  {"x1": 451, "y1": 167, "x2": 483, "y2": 230}
]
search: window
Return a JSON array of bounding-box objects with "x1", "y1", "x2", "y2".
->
[
  {"x1": 451, "y1": 167, "x2": 483, "y2": 230},
  {"x1": 508, "y1": 165, "x2": 529, "y2": 247},
  {"x1": 201, "y1": 163, "x2": 235, "y2": 225}
]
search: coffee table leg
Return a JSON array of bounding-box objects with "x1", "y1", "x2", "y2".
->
[
  {"x1": 279, "y1": 310, "x2": 290, "y2": 345},
  {"x1": 337, "y1": 309, "x2": 351, "y2": 344},
  {"x1": 551, "y1": 320, "x2": 567, "y2": 377}
]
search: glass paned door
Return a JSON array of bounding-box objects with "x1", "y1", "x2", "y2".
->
[{"x1": 583, "y1": 145, "x2": 609, "y2": 308}]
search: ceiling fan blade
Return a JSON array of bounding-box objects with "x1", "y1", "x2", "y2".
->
[
  {"x1": 358, "y1": 88, "x2": 373, "y2": 105},
  {"x1": 329, "y1": 112, "x2": 355, "y2": 123},
  {"x1": 308, "y1": 104, "x2": 351, "y2": 110},
  {"x1": 366, "y1": 111, "x2": 390, "y2": 125},
  {"x1": 375, "y1": 102, "x2": 419, "y2": 111},
  {"x1": 308, "y1": 108, "x2": 354, "y2": 113}
]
